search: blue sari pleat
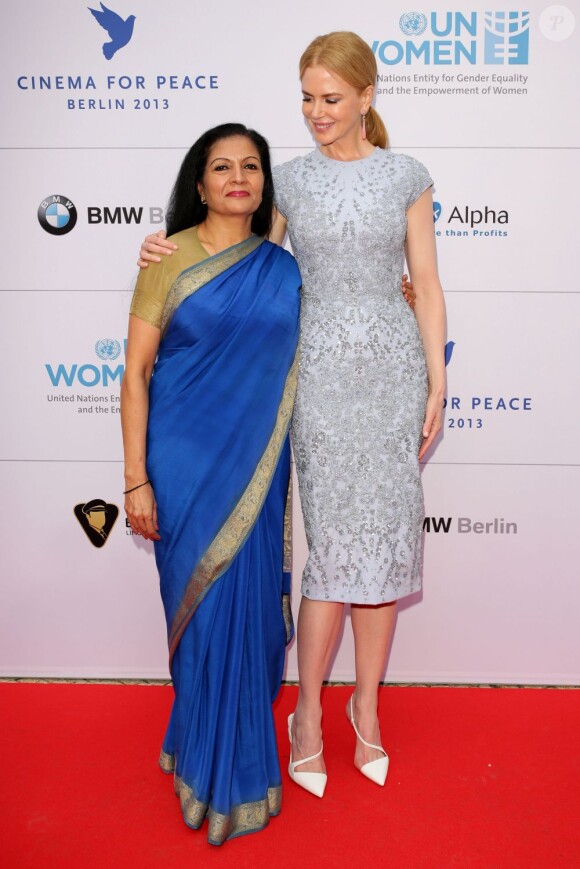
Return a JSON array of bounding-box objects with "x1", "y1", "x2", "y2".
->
[{"x1": 149, "y1": 239, "x2": 300, "y2": 845}]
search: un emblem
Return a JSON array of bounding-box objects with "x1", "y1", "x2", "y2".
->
[
  {"x1": 95, "y1": 339, "x2": 121, "y2": 361},
  {"x1": 399, "y1": 12, "x2": 428, "y2": 37}
]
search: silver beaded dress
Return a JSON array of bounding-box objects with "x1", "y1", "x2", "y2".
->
[{"x1": 273, "y1": 148, "x2": 433, "y2": 604}]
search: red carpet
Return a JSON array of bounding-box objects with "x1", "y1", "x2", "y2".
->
[{"x1": 0, "y1": 683, "x2": 578, "y2": 867}]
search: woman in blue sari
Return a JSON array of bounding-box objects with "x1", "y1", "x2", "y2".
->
[{"x1": 121, "y1": 124, "x2": 301, "y2": 845}]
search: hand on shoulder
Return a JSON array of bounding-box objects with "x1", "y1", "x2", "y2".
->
[{"x1": 138, "y1": 230, "x2": 178, "y2": 268}]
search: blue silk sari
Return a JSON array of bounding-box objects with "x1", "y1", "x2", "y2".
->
[{"x1": 147, "y1": 236, "x2": 300, "y2": 845}]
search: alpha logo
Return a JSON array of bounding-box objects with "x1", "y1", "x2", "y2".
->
[
  {"x1": 434, "y1": 202, "x2": 509, "y2": 237},
  {"x1": 74, "y1": 498, "x2": 119, "y2": 548},
  {"x1": 484, "y1": 11, "x2": 529, "y2": 64},
  {"x1": 37, "y1": 195, "x2": 77, "y2": 236},
  {"x1": 449, "y1": 205, "x2": 509, "y2": 228},
  {"x1": 95, "y1": 339, "x2": 121, "y2": 361},
  {"x1": 88, "y1": 4, "x2": 136, "y2": 60},
  {"x1": 373, "y1": 10, "x2": 530, "y2": 66}
]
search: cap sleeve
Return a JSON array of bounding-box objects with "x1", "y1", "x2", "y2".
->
[
  {"x1": 406, "y1": 158, "x2": 433, "y2": 210},
  {"x1": 129, "y1": 257, "x2": 169, "y2": 329}
]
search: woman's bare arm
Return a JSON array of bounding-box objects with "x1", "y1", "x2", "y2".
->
[
  {"x1": 404, "y1": 188, "x2": 447, "y2": 460},
  {"x1": 269, "y1": 208, "x2": 288, "y2": 246},
  {"x1": 120, "y1": 315, "x2": 162, "y2": 539}
]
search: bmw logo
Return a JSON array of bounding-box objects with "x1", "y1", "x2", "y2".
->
[{"x1": 38, "y1": 194, "x2": 78, "y2": 236}]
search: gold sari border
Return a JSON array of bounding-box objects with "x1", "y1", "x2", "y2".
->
[
  {"x1": 282, "y1": 594, "x2": 293, "y2": 645},
  {"x1": 283, "y1": 473, "x2": 293, "y2": 574},
  {"x1": 168, "y1": 351, "x2": 299, "y2": 665},
  {"x1": 173, "y1": 773, "x2": 281, "y2": 845},
  {"x1": 160, "y1": 234, "x2": 263, "y2": 336},
  {"x1": 159, "y1": 750, "x2": 175, "y2": 774}
]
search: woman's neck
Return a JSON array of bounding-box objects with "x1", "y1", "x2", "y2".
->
[
  {"x1": 196, "y1": 214, "x2": 253, "y2": 255},
  {"x1": 319, "y1": 130, "x2": 375, "y2": 163}
]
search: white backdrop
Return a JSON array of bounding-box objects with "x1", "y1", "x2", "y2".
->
[{"x1": 1, "y1": 1, "x2": 579, "y2": 683}]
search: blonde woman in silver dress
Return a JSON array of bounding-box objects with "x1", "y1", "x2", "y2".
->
[{"x1": 136, "y1": 32, "x2": 445, "y2": 799}]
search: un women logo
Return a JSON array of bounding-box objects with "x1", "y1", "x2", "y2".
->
[{"x1": 399, "y1": 12, "x2": 428, "y2": 36}]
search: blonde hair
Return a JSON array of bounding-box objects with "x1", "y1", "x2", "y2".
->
[{"x1": 299, "y1": 31, "x2": 388, "y2": 149}]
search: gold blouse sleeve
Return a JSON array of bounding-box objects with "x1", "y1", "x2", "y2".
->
[
  {"x1": 129, "y1": 257, "x2": 169, "y2": 329},
  {"x1": 129, "y1": 228, "x2": 208, "y2": 328}
]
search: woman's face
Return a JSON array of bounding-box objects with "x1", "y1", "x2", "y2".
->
[
  {"x1": 301, "y1": 65, "x2": 372, "y2": 148},
  {"x1": 198, "y1": 136, "x2": 264, "y2": 219}
]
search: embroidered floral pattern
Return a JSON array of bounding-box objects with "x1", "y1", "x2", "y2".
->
[{"x1": 274, "y1": 150, "x2": 432, "y2": 603}]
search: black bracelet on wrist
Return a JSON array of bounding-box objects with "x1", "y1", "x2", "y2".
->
[{"x1": 123, "y1": 479, "x2": 151, "y2": 495}]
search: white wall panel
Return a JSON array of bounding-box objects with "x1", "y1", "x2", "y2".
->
[
  {"x1": 428, "y1": 290, "x2": 580, "y2": 464},
  {"x1": 2, "y1": 2, "x2": 578, "y2": 148},
  {"x1": 0, "y1": 461, "x2": 167, "y2": 678},
  {"x1": 399, "y1": 463, "x2": 580, "y2": 685},
  {"x1": 1, "y1": 0, "x2": 578, "y2": 683},
  {"x1": 0, "y1": 292, "x2": 128, "y2": 462}
]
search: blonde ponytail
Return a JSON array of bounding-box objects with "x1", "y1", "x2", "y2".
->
[{"x1": 365, "y1": 106, "x2": 388, "y2": 149}]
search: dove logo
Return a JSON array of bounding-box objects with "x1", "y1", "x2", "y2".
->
[
  {"x1": 88, "y1": 3, "x2": 136, "y2": 60},
  {"x1": 444, "y1": 341, "x2": 455, "y2": 366},
  {"x1": 38, "y1": 195, "x2": 78, "y2": 236}
]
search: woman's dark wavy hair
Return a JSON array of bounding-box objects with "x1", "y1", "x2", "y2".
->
[{"x1": 165, "y1": 123, "x2": 274, "y2": 238}]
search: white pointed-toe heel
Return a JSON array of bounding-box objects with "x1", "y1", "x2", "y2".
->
[
  {"x1": 287, "y1": 712, "x2": 327, "y2": 798},
  {"x1": 348, "y1": 695, "x2": 389, "y2": 786}
]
